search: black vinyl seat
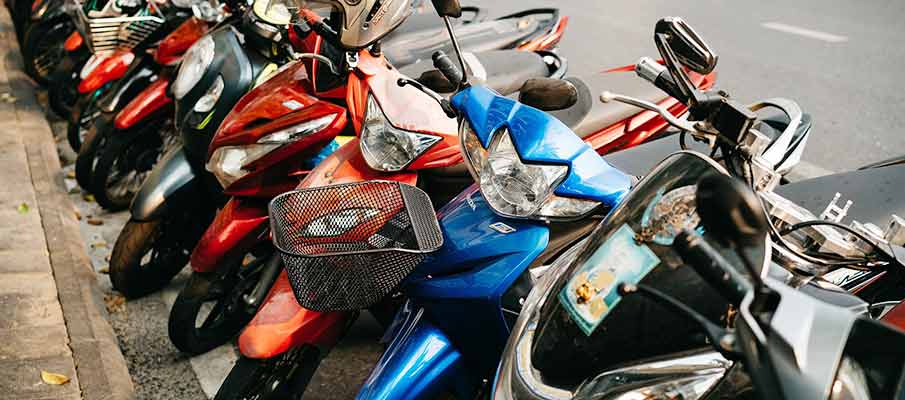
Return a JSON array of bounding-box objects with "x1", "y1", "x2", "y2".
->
[{"x1": 400, "y1": 50, "x2": 552, "y2": 96}]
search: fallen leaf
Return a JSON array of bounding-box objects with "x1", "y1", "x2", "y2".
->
[
  {"x1": 98, "y1": 267, "x2": 109, "y2": 274},
  {"x1": 66, "y1": 170, "x2": 76, "y2": 179},
  {"x1": 86, "y1": 218, "x2": 104, "y2": 226},
  {"x1": 0, "y1": 93, "x2": 18, "y2": 103},
  {"x1": 16, "y1": 203, "x2": 29, "y2": 214},
  {"x1": 68, "y1": 187, "x2": 80, "y2": 194},
  {"x1": 74, "y1": 210, "x2": 81, "y2": 220},
  {"x1": 82, "y1": 194, "x2": 95, "y2": 202},
  {"x1": 104, "y1": 293, "x2": 126, "y2": 313},
  {"x1": 40, "y1": 370, "x2": 70, "y2": 385},
  {"x1": 90, "y1": 240, "x2": 107, "y2": 248},
  {"x1": 104, "y1": 255, "x2": 110, "y2": 262}
]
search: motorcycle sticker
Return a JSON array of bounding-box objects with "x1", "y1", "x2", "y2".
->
[{"x1": 559, "y1": 224, "x2": 660, "y2": 335}]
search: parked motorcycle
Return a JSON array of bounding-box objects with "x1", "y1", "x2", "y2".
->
[
  {"x1": 76, "y1": 2, "x2": 228, "y2": 208},
  {"x1": 166, "y1": 3, "x2": 568, "y2": 356},
  {"x1": 492, "y1": 17, "x2": 905, "y2": 399},
  {"x1": 108, "y1": 0, "x2": 561, "y2": 300},
  {"x1": 20, "y1": 0, "x2": 80, "y2": 84}
]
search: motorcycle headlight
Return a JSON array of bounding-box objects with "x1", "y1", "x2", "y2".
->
[
  {"x1": 206, "y1": 114, "x2": 338, "y2": 188},
  {"x1": 464, "y1": 125, "x2": 600, "y2": 220},
  {"x1": 172, "y1": 35, "x2": 215, "y2": 100},
  {"x1": 360, "y1": 95, "x2": 441, "y2": 172},
  {"x1": 193, "y1": 75, "x2": 224, "y2": 113}
]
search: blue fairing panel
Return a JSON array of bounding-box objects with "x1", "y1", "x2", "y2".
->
[{"x1": 450, "y1": 85, "x2": 632, "y2": 206}]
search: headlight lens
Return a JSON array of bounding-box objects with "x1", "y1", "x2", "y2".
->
[
  {"x1": 360, "y1": 95, "x2": 441, "y2": 172},
  {"x1": 302, "y1": 208, "x2": 380, "y2": 238},
  {"x1": 206, "y1": 114, "x2": 338, "y2": 188},
  {"x1": 830, "y1": 357, "x2": 872, "y2": 400},
  {"x1": 193, "y1": 75, "x2": 224, "y2": 113},
  {"x1": 172, "y1": 35, "x2": 215, "y2": 100},
  {"x1": 463, "y1": 124, "x2": 601, "y2": 220}
]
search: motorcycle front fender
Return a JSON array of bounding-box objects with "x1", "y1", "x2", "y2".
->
[
  {"x1": 131, "y1": 145, "x2": 198, "y2": 222},
  {"x1": 114, "y1": 76, "x2": 173, "y2": 130},
  {"x1": 78, "y1": 50, "x2": 135, "y2": 94},
  {"x1": 237, "y1": 270, "x2": 353, "y2": 359},
  {"x1": 357, "y1": 301, "x2": 471, "y2": 400},
  {"x1": 189, "y1": 196, "x2": 269, "y2": 273}
]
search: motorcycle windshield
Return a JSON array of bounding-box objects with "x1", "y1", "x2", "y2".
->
[{"x1": 527, "y1": 151, "x2": 768, "y2": 388}]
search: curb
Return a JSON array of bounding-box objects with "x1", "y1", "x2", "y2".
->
[{"x1": 3, "y1": 9, "x2": 134, "y2": 400}]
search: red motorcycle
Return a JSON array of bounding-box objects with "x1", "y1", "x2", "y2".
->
[{"x1": 167, "y1": 7, "x2": 569, "y2": 356}]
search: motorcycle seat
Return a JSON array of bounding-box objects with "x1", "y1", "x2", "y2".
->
[
  {"x1": 401, "y1": 50, "x2": 551, "y2": 96},
  {"x1": 560, "y1": 72, "x2": 672, "y2": 139}
]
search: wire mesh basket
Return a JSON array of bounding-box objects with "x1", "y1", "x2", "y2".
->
[
  {"x1": 65, "y1": 0, "x2": 166, "y2": 55},
  {"x1": 269, "y1": 181, "x2": 444, "y2": 311}
]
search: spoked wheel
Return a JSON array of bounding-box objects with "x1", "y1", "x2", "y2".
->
[
  {"x1": 168, "y1": 250, "x2": 276, "y2": 355},
  {"x1": 91, "y1": 121, "x2": 179, "y2": 211},
  {"x1": 110, "y1": 211, "x2": 207, "y2": 298},
  {"x1": 21, "y1": 16, "x2": 73, "y2": 85},
  {"x1": 214, "y1": 346, "x2": 322, "y2": 400},
  {"x1": 67, "y1": 92, "x2": 104, "y2": 152}
]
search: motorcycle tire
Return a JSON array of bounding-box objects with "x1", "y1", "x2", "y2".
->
[
  {"x1": 168, "y1": 250, "x2": 271, "y2": 355},
  {"x1": 67, "y1": 92, "x2": 103, "y2": 152},
  {"x1": 21, "y1": 15, "x2": 72, "y2": 85},
  {"x1": 13, "y1": 0, "x2": 36, "y2": 40},
  {"x1": 110, "y1": 217, "x2": 195, "y2": 299},
  {"x1": 214, "y1": 346, "x2": 321, "y2": 400},
  {"x1": 74, "y1": 121, "x2": 101, "y2": 189},
  {"x1": 90, "y1": 120, "x2": 177, "y2": 211}
]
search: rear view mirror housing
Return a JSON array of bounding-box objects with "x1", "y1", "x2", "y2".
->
[
  {"x1": 518, "y1": 78, "x2": 578, "y2": 112},
  {"x1": 655, "y1": 17, "x2": 718, "y2": 74},
  {"x1": 430, "y1": 0, "x2": 462, "y2": 18}
]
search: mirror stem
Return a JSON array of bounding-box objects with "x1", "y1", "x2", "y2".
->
[{"x1": 442, "y1": 16, "x2": 468, "y2": 87}]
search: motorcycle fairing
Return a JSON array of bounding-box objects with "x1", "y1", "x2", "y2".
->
[
  {"x1": 155, "y1": 16, "x2": 209, "y2": 66},
  {"x1": 77, "y1": 50, "x2": 135, "y2": 94},
  {"x1": 64, "y1": 30, "x2": 83, "y2": 51},
  {"x1": 189, "y1": 196, "x2": 270, "y2": 273},
  {"x1": 357, "y1": 301, "x2": 474, "y2": 400},
  {"x1": 402, "y1": 185, "x2": 549, "y2": 375},
  {"x1": 130, "y1": 146, "x2": 199, "y2": 221},
  {"x1": 451, "y1": 85, "x2": 632, "y2": 204},
  {"x1": 347, "y1": 51, "x2": 462, "y2": 170},
  {"x1": 96, "y1": 54, "x2": 160, "y2": 113},
  {"x1": 114, "y1": 76, "x2": 173, "y2": 130}
]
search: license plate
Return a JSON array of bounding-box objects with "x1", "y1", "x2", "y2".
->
[{"x1": 559, "y1": 224, "x2": 660, "y2": 336}]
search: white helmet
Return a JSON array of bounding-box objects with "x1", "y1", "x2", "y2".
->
[{"x1": 270, "y1": 0, "x2": 415, "y2": 49}]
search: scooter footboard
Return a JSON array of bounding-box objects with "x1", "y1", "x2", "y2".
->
[{"x1": 357, "y1": 302, "x2": 471, "y2": 400}]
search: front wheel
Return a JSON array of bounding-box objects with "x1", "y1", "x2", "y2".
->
[
  {"x1": 67, "y1": 92, "x2": 103, "y2": 152},
  {"x1": 168, "y1": 250, "x2": 274, "y2": 355},
  {"x1": 214, "y1": 347, "x2": 322, "y2": 400},
  {"x1": 109, "y1": 215, "x2": 204, "y2": 298}
]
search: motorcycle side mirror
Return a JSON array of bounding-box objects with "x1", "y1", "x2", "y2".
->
[
  {"x1": 430, "y1": 0, "x2": 462, "y2": 18},
  {"x1": 654, "y1": 17, "x2": 718, "y2": 74},
  {"x1": 695, "y1": 174, "x2": 768, "y2": 248},
  {"x1": 518, "y1": 78, "x2": 578, "y2": 111}
]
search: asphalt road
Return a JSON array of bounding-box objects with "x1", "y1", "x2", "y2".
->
[
  {"x1": 486, "y1": 0, "x2": 905, "y2": 170},
  {"x1": 46, "y1": 1, "x2": 905, "y2": 399}
]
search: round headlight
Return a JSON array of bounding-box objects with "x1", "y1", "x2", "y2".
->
[{"x1": 172, "y1": 35, "x2": 215, "y2": 100}]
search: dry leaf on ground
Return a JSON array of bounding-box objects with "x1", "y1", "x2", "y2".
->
[
  {"x1": 16, "y1": 203, "x2": 29, "y2": 214},
  {"x1": 66, "y1": 170, "x2": 75, "y2": 179},
  {"x1": 86, "y1": 218, "x2": 104, "y2": 226},
  {"x1": 40, "y1": 370, "x2": 70, "y2": 385},
  {"x1": 104, "y1": 293, "x2": 126, "y2": 314},
  {"x1": 98, "y1": 267, "x2": 109, "y2": 274}
]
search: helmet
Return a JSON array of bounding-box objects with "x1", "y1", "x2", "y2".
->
[{"x1": 292, "y1": 0, "x2": 415, "y2": 49}]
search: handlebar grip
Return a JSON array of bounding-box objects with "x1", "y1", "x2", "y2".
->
[
  {"x1": 636, "y1": 57, "x2": 688, "y2": 104},
  {"x1": 674, "y1": 230, "x2": 750, "y2": 304},
  {"x1": 432, "y1": 51, "x2": 464, "y2": 87}
]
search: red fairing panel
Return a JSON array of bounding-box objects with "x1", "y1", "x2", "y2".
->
[
  {"x1": 64, "y1": 31, "x2": 83, "y2": 52},
  {"x1": 189, "y1": 197, "x2": 270, "y2": 273},
  {"x1": 155, "y1": 17, "x2": 209, "y2": 66},
  {"x1": 78, "y1": 50, "x2": 134, "y2": 94},
  {"x1": 114, "y1": 76, "x2": 173, "y2": 130}
]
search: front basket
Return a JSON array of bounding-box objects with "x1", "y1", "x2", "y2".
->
[{"x1": 269, "y1": 181, "x2": 443, "y2": 311}]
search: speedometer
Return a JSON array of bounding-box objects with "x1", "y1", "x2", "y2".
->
[{"x1": 639, "y1": 185, "x2": 701, "y2": 245}]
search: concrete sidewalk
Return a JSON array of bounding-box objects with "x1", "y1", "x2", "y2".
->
[{"x1": 0, "y1": 6, "x2": 133, "y2": 400}]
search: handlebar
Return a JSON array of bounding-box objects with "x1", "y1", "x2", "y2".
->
[
  {"x1": 636, "y1": 57, "x2": 687, "y2": 104},
  {"x1": 674, "y1": 229, "x2": 751, "y2": 304},
  {"x1": 432, "y1": 51, "x2": 464, "y2": 88}
]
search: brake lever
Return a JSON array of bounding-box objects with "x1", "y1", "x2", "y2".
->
[
  {"x1": 600, "y1": 91, "x2": 698, "y2": 132},
  {"x1": 398, "y1": 78, "x2": 458, "y2": 118},
  {"x1": 290, "y1": 52, "x2": 339, "y2": 75}
]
